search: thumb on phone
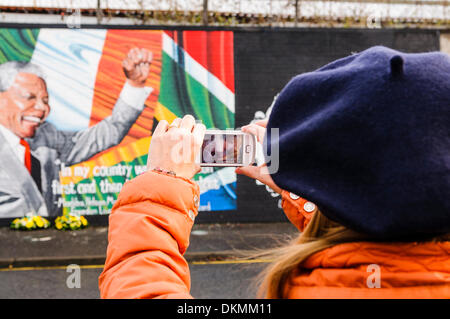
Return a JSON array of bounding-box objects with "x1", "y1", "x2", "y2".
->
[{"x1": 241, "y1": 122, "x2": 266, "y2": 143}]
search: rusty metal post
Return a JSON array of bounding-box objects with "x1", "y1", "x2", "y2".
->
[
  {"x1": 96, "y1": 0, "x2": 103, "y2": 24},
  {"x1": 203, "y1": 0, "x2": 208, "y2": 26}
]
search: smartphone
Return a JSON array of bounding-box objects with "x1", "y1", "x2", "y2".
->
[{"x1": 199, "y1": 130, "x2": 257, "y2": 167}]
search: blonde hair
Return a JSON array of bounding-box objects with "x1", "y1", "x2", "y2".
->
[
  {"x1": 251, "y1": 211, "x2": 366, "y2": 298},
  {"x1": 250, "y1": 210, "x2": 450, "y2": 299}
]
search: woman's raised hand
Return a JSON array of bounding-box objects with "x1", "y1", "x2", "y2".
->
[{"x1": 147, "y1": 115, "x2": 206, "y2": 180}]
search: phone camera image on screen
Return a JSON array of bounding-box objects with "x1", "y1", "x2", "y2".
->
[{"x1": 201, "y1": 133, "x2": 244, "y2": 165}]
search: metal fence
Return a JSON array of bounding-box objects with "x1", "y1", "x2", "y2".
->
[{"x1": 0, "y1": 0, "x2": 448, "y2": 27}]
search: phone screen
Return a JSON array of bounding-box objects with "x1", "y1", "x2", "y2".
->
[{"x1": 201, "y1": 133, "x2": 244, "y2": 165}]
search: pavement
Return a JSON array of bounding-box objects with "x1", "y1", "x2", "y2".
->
[{"x1": 0, "y1": 222, "x2": 299, "y2": 269}]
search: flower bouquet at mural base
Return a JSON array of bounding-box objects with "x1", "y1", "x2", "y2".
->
[
  {"x1": 10, "y1": 213, "x2": 51, "y2": 231},
  {"x1": 55, "y1": 213, "x2": 89, "y2": 231},
  {"x1": 10, "y1": 212, "x2": 88, "y2": 231}
]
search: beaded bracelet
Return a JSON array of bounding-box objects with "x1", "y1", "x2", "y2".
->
[{"x1": 152, "y1": 167, "x2": 176, "y2": 177}]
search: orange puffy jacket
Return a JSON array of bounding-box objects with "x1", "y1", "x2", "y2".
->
[{"x1": 98, "y1": 171, "x2": 450, "y2": 299}]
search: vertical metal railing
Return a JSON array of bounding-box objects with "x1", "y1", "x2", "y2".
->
[
  {"x1": 203, "y1": 0, "x2": 208, "y2": 25},
  {"x1": 1, "y1": 0, "x2": 446, "y2": 27},
  {"x1": 97, "y1": 0, "x2": 102, "y2": 24}
]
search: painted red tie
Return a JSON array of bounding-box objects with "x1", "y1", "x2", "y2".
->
[{"x1": 20, "y1": 139, "x2": 32, "y2": 174}]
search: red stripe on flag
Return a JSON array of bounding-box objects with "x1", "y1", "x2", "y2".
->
[{"x1": 182, "y1": 31, "x2": 235, "y2": 93}]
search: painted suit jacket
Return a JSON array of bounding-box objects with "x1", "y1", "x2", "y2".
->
[{"x1": 0, "y1": 98, "x2": 143, "y2": 218}]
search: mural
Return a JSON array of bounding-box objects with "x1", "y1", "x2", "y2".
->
[
  {"x1": 0, "y1": 27, "x2": 437, "y2": 222},
  {"x1": 0, "y1": 28, "x2": 236, "y2": 218}
]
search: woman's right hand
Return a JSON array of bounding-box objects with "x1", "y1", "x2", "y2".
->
[
  {"x1": 235, "y1": 120, "x2": 283, "y2": 195},
  {"x1": 147, "y1": 114, "x2": 206, "y2": 180}
]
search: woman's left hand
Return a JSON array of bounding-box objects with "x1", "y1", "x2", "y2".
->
[
  {"x1": 147, "y1": 115, "x2": 206, "y2": 180},
  {"x1": 235, "y1": 120, "x2": 283, "y2": 195}
]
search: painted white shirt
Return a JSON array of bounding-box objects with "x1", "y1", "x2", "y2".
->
[{"x1": 120, "y1": 82, "x2": 153, "y2": 111}]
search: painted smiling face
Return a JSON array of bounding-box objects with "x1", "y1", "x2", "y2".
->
[{"x1": 0, "y1": 72, "x2": 50, "y2": 138}]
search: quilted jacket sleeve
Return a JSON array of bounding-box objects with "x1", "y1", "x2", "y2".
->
[
  {"x1": 98, "y1": 170, "x2": 200, "y2": 299},
  {"x1": 280, "y1": 190, "x2": 316, "y2": 232}
]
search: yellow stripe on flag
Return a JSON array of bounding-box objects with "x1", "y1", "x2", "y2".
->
[
  {"x1": 154, "y1": 102, "x2": 178, "y2": 123},
  {"x1": 60, "y1": 137, "x2": 151, "y2": 185},
  {"x1": 61, "y1": 102, "x2": 177, "y2": 186}
]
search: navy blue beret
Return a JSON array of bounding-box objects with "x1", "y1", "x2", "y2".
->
[{"x1": 266, "y1": 46, "x2": 450, "y2": 239}]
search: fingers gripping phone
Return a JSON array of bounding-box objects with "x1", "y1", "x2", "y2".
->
[{"x1": 198, "y1": 130, "x2": 257, "y2": 167}]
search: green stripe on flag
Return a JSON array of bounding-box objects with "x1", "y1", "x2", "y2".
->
[
  {"x1": 158, "y1": 51, "x2": 234, "y2": 130},
  {"x1": 0, "y1": 29, "x2": 39, "y2": 63}
]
